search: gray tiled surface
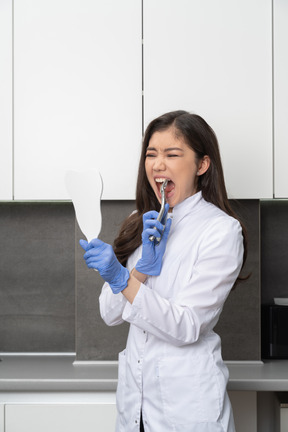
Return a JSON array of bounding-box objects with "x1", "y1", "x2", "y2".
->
[
  {"x1": 0, "y1": 199, "x2": 263, "y2": 360},
  {"x1": 215, "y1": 200, "x2": 260, "y2": 360},
  {"x1": 76, "y1": 200, "x2": 261, "y2": 361},
  {"x1": 0, "y1": 203, "x2": 75, "y2": 352},
  {"x1": 75, "y1": 201, "x2": 135, "y2": 361},
  {"x1": 261, "y1": 200, "x2": 288, "y2": 304}
]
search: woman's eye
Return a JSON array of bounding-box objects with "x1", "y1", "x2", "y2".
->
[
  {"x1": 167, "y1": 154, "x2": 179, "y2": 158},
  {"x1": 146, "y1": 153, "x2": 155, "y2": 158}
]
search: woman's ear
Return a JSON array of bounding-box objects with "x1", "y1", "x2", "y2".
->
[{"x1": 198, "y1": 155, "x2": 210, "y2": 175}]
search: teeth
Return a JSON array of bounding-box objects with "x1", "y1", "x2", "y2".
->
[{"x1": 155, "y1": 178, "x2": 170, "y2": 183}]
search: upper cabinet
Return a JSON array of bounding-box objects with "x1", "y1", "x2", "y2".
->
[
  {"x1": 143, "y1": 0, "x2": 273, "y2": 199},
  {"x1": 273, "y1": 0, "x2": 288, "y2": 198},
  {"x1": 0, "y1": 0, "x2": 13, "y2": 200},
  {"x1": 13, "y1": 0, "x2": 142, "y2": 200},
  {"x1": 2, "y1": 1, "x2": 287, "y2": 200}
]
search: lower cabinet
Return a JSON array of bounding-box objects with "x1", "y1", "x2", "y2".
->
[
  {"x1": 229, "y1": 391, "x2": 257, "y2": 432},
  {"x1": 0, "y1": 391, "x2": 257, "y2": 432},
  {"x1": 281, "y1": 407, "x2": 288, "y2": 432},
  {"x1": 0, "y1": 404, "x2": 4, "y2": 432},
  {"x1": 4, "y1": 404, "x2": 117, "y2": 432}
]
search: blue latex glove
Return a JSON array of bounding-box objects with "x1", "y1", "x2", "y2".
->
[
  {"x1": 80, "y1": 238, "x2": 129, "y2": 294},
  {"x1": 135, "y1": 204, "x2": 172, "y2": 276}
]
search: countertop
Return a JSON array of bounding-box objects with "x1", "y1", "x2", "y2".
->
[
  {"x1": 1, "y1": 354, "x2": 288, "y2": 393},
  {"x1": 0, "y1": 355, "x2": 117, "y2": 392}
]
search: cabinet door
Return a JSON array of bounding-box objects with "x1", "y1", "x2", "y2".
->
[
  {"x1": 5, "y1": 404, "x2": 117, "y2": 432},
  {"x1": 143, "y1": 0, "x2": 272, "y2": 199},
  {"x1": 228, "y1": 391, "x2": 257, "y2": 432},
  {"x1": 274, "y1": 0, "x2": 288, "y2": 198},
  {"x1": 0, "y1": 404, "x2": 4, "y2": 432},
  {"x1": 281, "y1": 407, "x2": 288, "y2": 432},
  {"x1": 14, "y1": 0, "x2": 141, "y2": 200},
  {"x1": 0, "y1": 0, "x2": 13, "y2": 200}
]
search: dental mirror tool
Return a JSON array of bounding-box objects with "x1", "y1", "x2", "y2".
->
[{"x1": 65, "y1": 169, "x2": 103, "y2": 242}]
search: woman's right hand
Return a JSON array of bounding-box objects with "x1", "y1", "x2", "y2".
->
[{"x1": 135, "y1": 204, "x2": 172, "y2": 276}]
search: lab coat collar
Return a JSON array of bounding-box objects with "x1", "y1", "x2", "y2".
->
[{"x1": 171, "y1": 191, "x2": 203, "y2": 225}]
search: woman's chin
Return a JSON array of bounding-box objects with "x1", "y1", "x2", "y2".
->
[{"x1": 166, "y1": 198, "x2": 175, "y2": 210}]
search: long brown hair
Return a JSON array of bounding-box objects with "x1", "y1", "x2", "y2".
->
[{"x1": 114, "y1": 110, "x2": 248, "y2": 280}]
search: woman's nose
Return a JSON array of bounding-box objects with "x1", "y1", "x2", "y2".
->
[{"x1": 153, "y1": 156, "x2": 166, "y2": 171}]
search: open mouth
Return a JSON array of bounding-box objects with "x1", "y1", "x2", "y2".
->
[{"x1": 155, "y1": 178, "x2": 175, "y2": 196}]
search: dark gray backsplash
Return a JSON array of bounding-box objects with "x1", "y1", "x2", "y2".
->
[
  {"x1": 75, "y1": 201, "x2": 135, "y2": 361},
  {"x1": 76, "y1": 199, "x2": 261, "y2": 361},
  {"x1": 1, "y1": 198, "x2": 275, "y2": 360},
  {"x1": 261, "y1": 200, "x2": 288, "y2": 304},
  {"x1": 0, "y1": 203, "x2": 75, "y2": 352},
  {"x1": 215, "y1": 199, "x2": 260, "y2": 360}
]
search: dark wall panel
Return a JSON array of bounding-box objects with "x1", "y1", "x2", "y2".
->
[
  {"x1": 76, "y1": 199, "x2": 261, "y2": 361},
  {"x1": 0, "y1": 203, "x2": 75, "y2": 352},
  {"x1": 75, "y1": 201, "x2": 134, "y2": 361},
  {"x1": 215, "y1": 200, "x2": 260, "y2": 360},
  {"x1": 261, "y1": 200, "x2": 288, "y2": 304},
  {"x1": 0, "y1": 199, "x2": 264, "y2": 360}
]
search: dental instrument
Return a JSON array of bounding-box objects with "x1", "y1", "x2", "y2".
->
[{"x1": 149, "y1": 179, "x2": 168, "y2": 243}]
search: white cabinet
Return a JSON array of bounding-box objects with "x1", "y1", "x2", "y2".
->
[
  {"x1": 0, "y1": 0, "x2": 13, "y2": 200},
  {"x1": 280, "y1": 406, "x2": 288, "y2": 432},
  {"x1": 143, "y1": 0, "x2": 273, "y2": 199},
  {"x1": 273, "y1": 0, "x2": 288, "y2": 198},
  {"x1": 5, "y1": 404, "x2": 117, "y2": 432},
  {"x1": 3, "y1": 394, "x2": 255, "y2": 432},
  {"x1": 0, "y1": 405, "x2": 4, "y2": 432},
  {"x1": 2, "y1": 0, "x2": 287, "y2": 200},
  {"x1": 229, "y1": 391, "x2": 257, "y2": 432},
  {"x1": 13, "y1": 0, "x2": 142, "y2": 200}
]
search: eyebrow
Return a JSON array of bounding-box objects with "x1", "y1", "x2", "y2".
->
[{"x1": 146, "y1": 146, "x2": 184, "y2": 152}]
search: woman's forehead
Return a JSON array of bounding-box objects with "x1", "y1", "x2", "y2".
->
[{"x1": 148, "y1": 128, "x2": 189, "y2": 150}]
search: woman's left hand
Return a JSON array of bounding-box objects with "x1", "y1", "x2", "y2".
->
[
  {"x1": 135, "y1": 204, "x2": 172, "y2": 276},
  {"x1": 80, "y1": 239, "x2": 129, "y2": 294}
]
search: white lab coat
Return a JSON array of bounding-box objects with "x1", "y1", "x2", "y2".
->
[{"x1": 99, "y1": 192, "x2": 244, "y2": 432}]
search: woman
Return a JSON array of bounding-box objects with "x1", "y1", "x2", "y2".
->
[{"x1": 80, "y1": 111, "x2": 247, "y2": 432}]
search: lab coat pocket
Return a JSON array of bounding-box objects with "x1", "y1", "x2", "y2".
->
[
  {"x1": 157, "y1": 355, "x2": 222, "y2": 425},
  {"x1": 116, "y1": 349, "x2": 126, "y2": 414}
]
